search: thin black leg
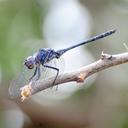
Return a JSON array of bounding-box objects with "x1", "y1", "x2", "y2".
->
[
  {"x1": 29, "y1": 64, "x2": 41, "y2": 81},
  {"x1": 36, "y1": 65, "x2": 41, "y2": 81},
  {"x1": 44, "y1": 64, "x2": 59, "y2": 86},
  {"x1": 29, "y1": 66, "x2": 37, "y2": 81}
]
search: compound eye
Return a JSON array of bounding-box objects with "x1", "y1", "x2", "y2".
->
[
  {"x1": 24, "y1": 60, "x2": 34, "y2": 69},
  {"x1": 27, "y1": 64, "x2": 34, "y2": 69},
  {"x1": 24, "y1": 56, "x2": 35, "y2": 69}
]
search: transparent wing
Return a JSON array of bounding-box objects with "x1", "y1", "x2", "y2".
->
[
  {"x1": 9, "y1": 66, "x2": 35, "y2": 98},
  {"x1": 9, "y1": 57, "x2": 65, "y2": 98},
  {"x1": 39, "y1": 56, "x2": 65, "y2": 80},
  {"x1": 34, "y1": 57, "x2": 65, "y2": 91}
]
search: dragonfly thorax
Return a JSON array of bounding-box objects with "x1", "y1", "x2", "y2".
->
[{"x1": 36, "y1": 48, "x2": 59, "y2": 65}]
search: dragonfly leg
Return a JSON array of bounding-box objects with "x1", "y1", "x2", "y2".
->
[
  {"x1": 36, "y1": 64, "x2": 41, "y2": 81},
  {"x1": 29, "y1": 64, "x2": 41, "y2": 81},
  {"x1": 44, "y1": 64, "x2": 59, "y2": 86},
  {"x1": 29, "y1": 66, "x2": 37, "y2": 81}
]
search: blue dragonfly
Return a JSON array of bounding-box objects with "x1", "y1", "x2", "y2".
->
[{"x1": 9, "y1": 29, "x2": 116, "y2": 98}]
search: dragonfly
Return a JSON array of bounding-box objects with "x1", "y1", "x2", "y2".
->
[{"x1": 9, "y1": 29, "x2": 116, "y2": 98}]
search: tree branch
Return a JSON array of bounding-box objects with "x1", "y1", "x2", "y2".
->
[{"x1": 20, "y1": 52, "x2": 128, "y2": 101}]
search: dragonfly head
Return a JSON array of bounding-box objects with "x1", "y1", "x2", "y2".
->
[{"x1": 24, "y1": 56, "x2": 35, "y2": 69}]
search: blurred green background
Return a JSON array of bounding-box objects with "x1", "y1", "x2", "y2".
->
[{"x1": 1, "y1": 0, "x2": 128, "y2": 128}]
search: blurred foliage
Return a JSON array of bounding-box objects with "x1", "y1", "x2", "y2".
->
[
  {"x1": 0, "y1": 0, "x2": 128, "y2": 128},
  {"x1": 0, "y1": 0, "x2": 43, "y2": 82},
  {"x1": 0, "y1": 112, "x2": 5, "y2": 128}
]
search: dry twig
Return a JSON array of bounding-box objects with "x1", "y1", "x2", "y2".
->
[{"x1": 21, "y1": 52, "x2": 128, "y2": 100}]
